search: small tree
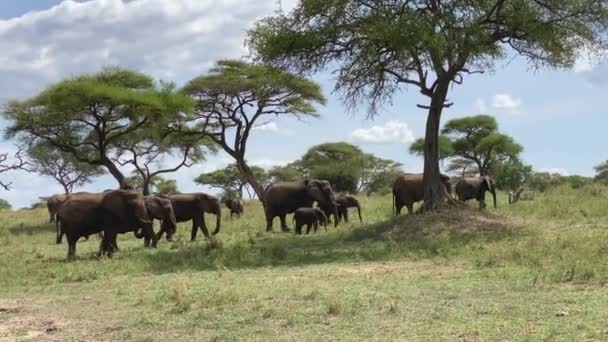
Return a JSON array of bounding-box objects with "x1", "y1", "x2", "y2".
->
[
  {"x1": 195, "y1": 163, "x2": 269, "y2": 199},
  {"x1": 181, "y1": 60, "x2": 325, "y2": 201},
  {"x1": 249, "y1": 1, "x2": 608, "y2": 210},
  {"x1": 4, "y1": 68, "x2": 193, "y2": 189},
  {"x1": 594, "y1": 160, "x2": 608, "y2": 183},
  {"x1": 156, "y1": 179, "x2": 179, "y2": 194},
  {"x1": 0, "y1": 198, "x2": 11, "y2": 210},
  {"x1": 298, "y1": 142, "x2": 365, "y2": 193},
  {"x1": 267, "y1": 164, "x2": 301, "y2": 183},
  {"x1": 411, "y1": 115, "x2": 523, "y2": 176},
  {"x1": 27, "y1": 142, "x2": 104, "y2": 194},
  {"x1": 445, "y1": 158, "x2": 479, "y2": 178},
  {"x1": 493, "y1": 159, "x2": 532, "y2": 192},
  {"x1": 0, "y1": 148, "x2": 30, "y2": 190},
  {"x1": 358, "y1": 154, "x2": 403, "y2": 195}
]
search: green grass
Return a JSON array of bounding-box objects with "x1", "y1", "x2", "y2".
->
[{"x1": 1, "y1": 185, "x2": 608, "y2": 340}]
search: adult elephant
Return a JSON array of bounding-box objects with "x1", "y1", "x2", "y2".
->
[
  {"x1": 455, "y1": 176, "x2": 497, "y2": 209},
  {"x1": 159, "y1": 193, "x2": 221, "y2": 241},
  {"x1": 264, "y1": 179, "x2": 338, "y2": 232},
  {"x1": 142, "y1": 195, "x2": 177, "y2": 248},
  {"x1": 56, "y1": 190, "x2": 153, "y2": 258},
  {"x1": 392, "y1": 173, "x2": 452, "y2": 215}
]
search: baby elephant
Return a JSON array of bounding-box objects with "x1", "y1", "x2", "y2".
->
[
  {"x1": 224, "y1": 198, "x2": 244, "y2": 219},
  {"x1": 293, "y1": 207, "x2": 328, "y2": 235}
]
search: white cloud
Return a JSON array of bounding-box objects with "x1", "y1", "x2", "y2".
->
[
  {"x1": 492, "y1": 94, "x2": 522, "y2": 110},
  {"x1": 0, "y1": 0, "x2": 289, "y2": 100},
  {"x1": 538, "y1": 167, "x2": 570, "y2": 176},
  {"x1": 252, "y1": 122, "x2": 279, "y2": 132},
  {"x1": 351, "y1": 120, "x2": 415, "y2": 145},
  {"x1": 249, "y1": 159, "x2": 290, "y2": 169}
]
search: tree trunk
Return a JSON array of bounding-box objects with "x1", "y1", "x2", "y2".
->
[
  {"x1": 142, "y1": 178, "x2": 151, "y2": 196},
  {"x1": 237, "y1": 160, "x2": 265, "y2": 202},
  {"x1": 423, "y1": 81, "x2": 451, "y2": 211},
  {"x1": 100, "y1": 156, "x2": 127, "y2": 190}
]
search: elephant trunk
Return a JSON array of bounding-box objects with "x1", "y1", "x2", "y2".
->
[
  {"x1": 492, "y1": 188, "x2": 497, "y2": 208},
  {"x1": 212, "y1": 207, "x2": 221, "y2": 235}
]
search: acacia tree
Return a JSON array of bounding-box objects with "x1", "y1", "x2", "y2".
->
[
  {"x1": 181, "y1": 60, "x2": 325, "y2": 200},
  {"x1": 298, "y1": 142, "x2": 366, "y2": 192},
  {"x1": 358, "y1": 154, "x2": 403, "y2": 195},
  {"x1": 411, "y1": 115, "x2": 523, "y2": 176},
  {"x1": 249, "y1": 0, "x2": 608, "y2": 209},
  {"x1": 195, "y1": 163, "x2": 269, "y2": 199},
  {"x1": 3, "y1": 68, "x2": 193, "y2": 189},
  {"x1": 27, "y1": 142, "x2": 104, "y2": 194},
  {"x1": 0, "y1": 148, "x2": 30, "y2": 190}
]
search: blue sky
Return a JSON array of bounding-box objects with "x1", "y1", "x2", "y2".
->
[{"x1": 0, "y1": 0, "x2": 606, "y2": 208}]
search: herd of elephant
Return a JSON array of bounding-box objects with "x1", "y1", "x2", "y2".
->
[{"x1": 45, "y1": 174, "x2": 495, "y2": 259}]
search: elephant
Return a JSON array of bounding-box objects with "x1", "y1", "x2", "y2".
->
[
  {"x1": 224, "y1": 198, "x2": 244, "y2": 219},
  {"x1": 392, "y1": 173, "x2": 452, "y2": 215},
  {"x1": 319, "y1": 194, "x2": 362, "y2": 224},
  {"x1": 292, "y1": 207, "x2": 328, "y2": 234},
  {"x1": 55, "y1": 190, "x2": 154, "y2": 258},
  {"x1": 264, "y1": 179, "x2": 338, "y2": 232},
  {"x1": 156, "y1": 193, "x2": 221, "y2": 241},
  {"x1": 455, "y1": 176, "x2": 497, "y2": 209},
  {"x1": 47, "y1": 194, "x2": 68, "y2": 223},
  {"x1": 142, "y1": 195, "x2": 177, "y2": 248}
]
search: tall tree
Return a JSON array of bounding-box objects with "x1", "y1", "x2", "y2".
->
[
  {"x1": 267, "y1": 164, "x2": 301, "y2": 183},
  {"x1": 156, "y1": 179, "x2": 179, "y2": 194},
  {"x1": 410, "y1": 115, "x2": 523, "y2": 176},
  {"x1": 249, "y1": 0, "x2": 608, "y2": 209},
  {"x1": 195, "y1": 163, "x2": 269, "y2": 199},
  {"x1": 3, "y1": 68, "x2": 194, "y2": 189},
  {"x1": 181, "y1": 60, "x2": 325, "y2": 201},
  {"x1": 0, "y1": 148, "x2": 30, "y2": 190},
  {"x1": 27, "y1": 142, "x2": 104, "y2": 194}
]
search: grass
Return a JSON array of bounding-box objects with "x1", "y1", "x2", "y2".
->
[{"x1": 1, "y1": 185, "x2": 608, "y2": 340}]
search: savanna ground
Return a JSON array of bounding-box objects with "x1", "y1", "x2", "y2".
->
[{"x1": 1, "y1": 186, "x2": 608, "y2": 341}]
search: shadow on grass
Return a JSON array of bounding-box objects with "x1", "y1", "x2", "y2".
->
[
  {"x1": 7, "y1": 222, "x2": 55, "y2": 236},
  {"x1": 142, "y1": 208, "x2": 527, "y2": 275}
]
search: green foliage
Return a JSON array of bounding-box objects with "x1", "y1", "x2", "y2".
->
[
  {"x1": 250, "y1": 1, "x2": 608, "y2": 113},
  {"x1": 409, "y1": 136, "x2": 455, "y2": 160},
  {"x1": 358, "y1": 154, "x2": 403, "y2": 195},
  {"x1": 493, "y1": 159, "x2": 533, "y2": 191},
  {"x1": 267, "y1": 165, "x2": 302, "y2": 182},
  {"x1": 27, "y1": 142, "x2": 104, "y2": 193},
  {"x1": 195, "y1": 164, "x2": 269, "y2": 199},
  {"x1": 181, "y1": 60, "x2": 325, "y2": 199},
  {"x1": 156, "y1": 179, "x2": 179, "y2": 194},
  {"x1": 527, "y1": 172, "x2": 564, "y2": 192},
  {"x1": 0, "y1": 198, "x2": 11, "y2": 210},
  {"x1": 298, "y1": 142, "x2": 365, "y2": 192},
  {"x1": 594, "y1": 160, "x2": 608, "y2": 183},
  {"x1": 410, "y1": 115, "x2": 523, "y2": 177},
  {"x1": 3, "y1": 67, "x2": 195, "y2": 187}
]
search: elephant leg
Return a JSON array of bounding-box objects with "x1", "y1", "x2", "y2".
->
[
  {"x1": 279, "y1": 214, "x2": 290, "y2": 232},
  {"x1": 266, "y1": 215, "x2": 274, "y2": 232},
  {"x1": 395, "y1": 202, "x2": 403, "y2": 215},
  {"x1": 199, "y1": 215, "x2": 210, "y2": 239},
  {"x1": 190, "y1": 219, "x2": 199, "y2": 241},
  {"x1": 56, "y1": 228, "x2": 64, "y2": 245},
  {"x1": 344, "y1": 210, "x2": 349, "y2": 223},
  {"x1": 66, "y1": 236, "x2": 77, "y2": 259},
  {"x1": 313, "y1": 222, "x2": 318, "y2": 233},
  {"x1": 105, "y1": 232, "x2": 118, "y2": 257},
  {"x1": 406, "y1": 203, "x2": 414, "y2": 215},
  {"x1": 294, "y1": 223, "x2": 301, "y2": 235},
  {"x1": 305, "y1": 223, "x2": 312, "y2": 234}
]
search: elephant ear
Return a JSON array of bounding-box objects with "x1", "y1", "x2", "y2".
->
[{"x1": 102, "y1": 190, "x2": 130, "y2": 223}]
